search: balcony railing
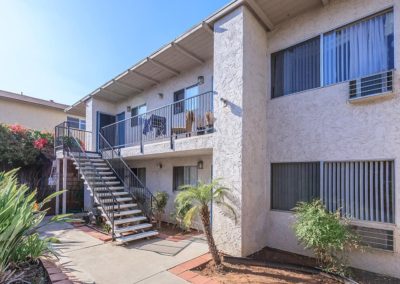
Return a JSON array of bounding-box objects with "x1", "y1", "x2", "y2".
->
[
  {"x1": 55, "y1": 121, "x2": 92, "y2": 153},
  {"x1": 101, "y1": 91, "x2": 214, "y2": 151}
]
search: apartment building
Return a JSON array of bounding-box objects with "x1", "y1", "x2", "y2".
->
[
  {"x1": 0, "y1": 89, "x2": 85, "y2": 131},
  {"x1": 56, "y1": 0, "x2": 399, "y2": 278}
]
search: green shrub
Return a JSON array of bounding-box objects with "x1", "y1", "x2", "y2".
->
[
  {"x1": 0, "y1": 169, "x2": 68, "y2": 278},
  {"x1": 171, "y1": 199, "x2": 192, "y2": 232},
  {"x1": 293, "y1": 200, "x2": 359, "y2": 275},
  {"x1": 153, "y1": 191, "x2": 169, "y2": 229}
]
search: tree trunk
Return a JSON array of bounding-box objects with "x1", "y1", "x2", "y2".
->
[{"x1": 200, "y1": 205, "x2": 221, "y2": 266}]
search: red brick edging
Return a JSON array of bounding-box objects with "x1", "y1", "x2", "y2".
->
[
  {"x1": 41, "y1": 259, "x2": 74, "y2": 284},
  {"x1": 168, "y1": 253, "x2": 218, "y2": 284}
]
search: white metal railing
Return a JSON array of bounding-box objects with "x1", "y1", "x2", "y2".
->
[{"x1": 349, "y1": 70, "x2": 393, "y2": 99}]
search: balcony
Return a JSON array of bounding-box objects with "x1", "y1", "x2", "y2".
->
[{"x1": 100, "y1": 91, "x2": 215, "y2": 152}]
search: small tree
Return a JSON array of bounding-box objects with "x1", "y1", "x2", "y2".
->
[
  {"x1": 153, "y1": 191, "x2": 169, "y2": 229},
  {"x1": 176, "y1": 180, "x2": 235, "y2": 267},
  {"x1": 293, "y1": 200, "x2": 359, "y2": 275}
]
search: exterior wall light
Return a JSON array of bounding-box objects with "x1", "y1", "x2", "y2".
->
[
  {"x1": 158, "y1": 163, "x2": 163, "y2": 169},
  {"x1": 127, "y1": 106, "x2": 131, "y2": 112},
  {"x1": 158, "y1": 93, "x2": 164, "y2": 99},
  {"x1": 197, "y1": 160, "x2": 204, "y2": 169},
  {"x1": 198, "y1": 76, "x2": 204, "y2": 85},
  {"x1": 220, "y1": 97, "x2": 228, "y2": 107}
]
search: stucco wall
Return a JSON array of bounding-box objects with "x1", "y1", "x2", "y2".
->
[
  {"x1": 264, "y1": 0, "x2": 400, "y2": 277},
  {"x1": 113, "y1": 60, "x2": 213, "y2": 119},
  {"x1": 85, "y1": 98, "x2": 117, "y2": 151},
  {"x1": 241, "y1": 6, "x2": 269, "y2": 256},
  {"x1": 212, "y1": 6, "x2": 244, "y2": 256},
  {"x1": 0, "y1": 98, "x2": 77, "y2": 131},
  {"x1": 126, "y1": 155, "x2": 212, "y2": 229}
]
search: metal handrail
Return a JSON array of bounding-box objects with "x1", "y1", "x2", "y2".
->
[
  {"x1": 99, "y1": 132, "x2": 156, "y2": 219},
  {"x1": 54, "y1": 124, "x2": 120, "y2": 240},
  {"x1": 103, "y1": 91, "x2": 215, "y2": 128},
  {"x1": 101, "y1": 90, "x2": 214, "y2": 150}
]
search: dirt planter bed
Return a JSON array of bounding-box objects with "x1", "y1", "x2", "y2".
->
[{"x1": 221, "y1": 255, "x2": 356, "y2": 284}]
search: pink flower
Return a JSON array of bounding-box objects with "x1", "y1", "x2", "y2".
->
[
  {"x1": 34, "y1": 138, "x2": 48, "y2": 150},
  {"x1": 9, "y1": 124, "x2": 26, "y2": 134}
]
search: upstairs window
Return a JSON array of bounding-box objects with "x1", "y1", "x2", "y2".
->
[
  {"x1": 131, "y1": 104, "x2": 147, "y2": 127},
  {"x1": 271, "y1": 9, "x2": 394, "y2": 99},
  {"x1": 271, "y1": 37, "x2": 321, "y2": 98},
  {"x1": 323, "y1": 10, "x2": 394, "y2": 85},
  {"x1": 173, "y1": 84, "x2": 199, "y2": 114}
]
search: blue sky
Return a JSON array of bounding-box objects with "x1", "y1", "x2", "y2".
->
[{"x1": 0, "y1": 0, "x2": 229, "y2": 105}]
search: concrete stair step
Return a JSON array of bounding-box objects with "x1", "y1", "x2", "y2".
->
[
  {"x1": 111, "y1": 203, "x2": 138, "y2": 210},
  {"x1": 113, "y1": 209, "x2": 142, "y2": 217},
  {"x1": 114, "y1": 216, "x2": 147, "y2": 225},
  {"x1": 115, "y1": 223, "x2": 152, "y2": 233},
  {"x1": 117, "y1": 231, "x2": 158, "y2": 243},
  {"x1": 103, "y1": 197, "x2": 132, "y2": 203}
]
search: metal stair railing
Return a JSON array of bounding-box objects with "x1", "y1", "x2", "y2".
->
[
  {"x1": 98, "y1": 131, "x2": 156, "y2": 220},
  {"x1": 55, "y1": 124, "x2": 120, "y2": 240}
]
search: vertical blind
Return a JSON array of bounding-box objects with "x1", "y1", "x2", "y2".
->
[
  {"x1": 322, "y1": 161, "x2": 394, "y2": 223},
  {"x1": 323, "y1": 10, "x2": 394, "y2": 85},
  {"x1": 271, "y1": 162, "x2": 320, "y2": 210},
  {"x1": 271, "y1": 37, "x2": 320, "y2": 98}
]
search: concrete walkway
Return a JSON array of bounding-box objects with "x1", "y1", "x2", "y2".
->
[{"x1": 39, "y1": 222, "x2": 209, "y2": 284}]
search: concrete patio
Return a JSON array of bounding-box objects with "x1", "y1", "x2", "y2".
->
[{"x1": 39, "y1": 222, "x2": 209, "y2": 284}]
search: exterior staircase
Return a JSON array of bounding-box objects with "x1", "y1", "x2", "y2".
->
[{"x1": 70, "y1": 150, "x2": 158, "y2": 243}]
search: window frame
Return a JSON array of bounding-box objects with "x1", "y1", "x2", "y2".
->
[
  {"x1": 67, "y1": 116, "x2": 86, "y2": 130},
  {"x1": 130, "y1": 167, "x2": 146, "y2": 186},
  {"x1": 270, "y1": 162, "x2": 321, "y2": 212},
  {"x1": 270, "y1": 8, "x2": 394, "y2": 99},
  {"x1": 131, "y1": 103, "x2": 147, "y2": 127},
  {"x1": 173, "y1": 165, "x2": 198, "y2": 191},
  {"x1": 173, "y1": 83, "x2": 199, "y2": 114}
]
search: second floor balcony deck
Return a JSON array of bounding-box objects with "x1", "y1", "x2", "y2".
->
[{"x1": 100, "y1": 91, "x2": 215, "y2": 153}]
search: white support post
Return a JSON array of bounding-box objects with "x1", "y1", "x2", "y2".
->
[
  {"x1": 56, "y1": 158, "x2": 61, "y2": 215},
  {"x1": 62, "y1": 157, "x2": 67, "y2": 214}
]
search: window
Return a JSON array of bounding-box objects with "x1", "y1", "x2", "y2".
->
[
  {"x1": 131, "y1": 104, "x2": 147, "y2": 127},
  {"x1": 67, "y1": 116, "x2": 86, "y2": 130},
  {"x1": 271, "y1": 162, "x2": 320, "y2": 211},
  {"x1": 322, "y1": 160, "x2": 394, "y2": 223},
  {"x1": 173, "y1": 166, "x2": 198, "y2": 191},
  {"x1": 173, "y1": 84, "x2": 199, "y2": 114},
  {"x1": 131, "y1": 167, "x2": 146, "y2": 186},
  {"x1": 271, "y1": 37, "x2": 320, "y2": 98},
  {"x1": 271, "y1": 9, "x2": 394, "y2": 98},
  {"x1": 323, "y1": 10, "x2": 394, "y2": 85}
]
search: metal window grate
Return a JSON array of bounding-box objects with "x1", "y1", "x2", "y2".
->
[
  {"x1": 322, "y1": 161, "x2": 394, "y2": 223},
  {"x1": 352, "y1": 226, "x2": 394, "y2": 251},
  {"x1": 349, "y1": 70, "x2": 393, "y2": 99}
]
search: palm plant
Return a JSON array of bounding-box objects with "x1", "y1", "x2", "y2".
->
[{"x1": 175, "y1": 179, "x2": 235, "y2": 267}]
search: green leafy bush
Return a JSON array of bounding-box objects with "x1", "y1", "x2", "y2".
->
[
  {"x1": 293, "y1": 200, "x2": 359, "y2": 275},
  {"x1": 0, "y1": 169, "x2": 68, "y2": 279},
  {"x1": 152, "y1": 191, "x2": 169, "y2": 228}
]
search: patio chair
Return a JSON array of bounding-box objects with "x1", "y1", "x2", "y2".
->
[{"x1": 171, "y1": 111, "x2": 195, "y2": 138}]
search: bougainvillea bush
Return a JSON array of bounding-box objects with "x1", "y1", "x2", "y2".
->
[{"x1": 0, "y1": 124, "x2": 54, "y2": 170}]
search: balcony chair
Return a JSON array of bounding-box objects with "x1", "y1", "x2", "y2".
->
[{"x1": 171, "y1": 111, "x2": 195, "y2": 138}]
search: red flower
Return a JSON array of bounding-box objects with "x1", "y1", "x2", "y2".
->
[
  {"x1": 9, "y1": 124, "x2": 26, "y2": 134},
  {"x1": 33, "y1": 138, "x2": 48, "y2": 150}
]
